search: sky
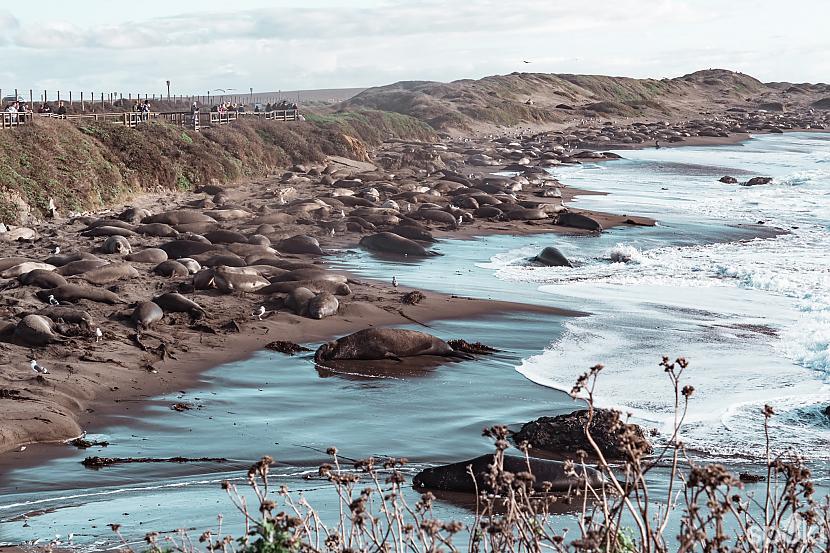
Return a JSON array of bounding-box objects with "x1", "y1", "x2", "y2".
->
[{"x1": 0, "y1": 0, "x2": 827, "y2": 96}]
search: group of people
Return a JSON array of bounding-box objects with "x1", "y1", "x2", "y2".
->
[
  {"x1": 131, "y1": 99, "x2": 153, "y2": 120},
  {"x1": 210, "y1": 102, "x2": 246, "y2": 114},
  {"x1": 3, "y1": 101, "x2": 67, "y2": 123},
  {"x1": 259, "y1": 100, "x2": 299, "y2": 112}
]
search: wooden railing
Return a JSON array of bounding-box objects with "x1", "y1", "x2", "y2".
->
[{"x1": 0, "y1": 109, "x2": 300, "y2": 130}]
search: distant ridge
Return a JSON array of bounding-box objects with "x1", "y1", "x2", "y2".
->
[{"x1": 340, "y1": 69, "x2": 830, "y2": 131}]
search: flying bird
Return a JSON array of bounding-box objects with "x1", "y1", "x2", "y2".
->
[
  {"x1": 254, "y1": 306, "x2": 266, "y2": 321},
  {"x1": 48, "y1": 294, "x2": 59, "y2": 306},
  {"x1": 95, "y1": 327, "x2": 103, "y2": 343},
  {"x1": 522, "y1": 60, "x2": 532, "y2": 64},
  {"x1": 31, "y1": 359, "x2": 49, "y2": 374}
]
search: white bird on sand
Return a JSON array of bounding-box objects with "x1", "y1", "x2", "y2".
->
[
  {"x1": 53, "y1": 246, "x2": 61, "y2": 255},
  {"x1": 48, "y1": 294, "x2": 59, "y2": 306},
  {"x1": 31, "y1": 359, "x2": 49, "y2": 374},
  {"x1": 95, "y1": 327, "x2": 103, "y2": 343},
  {"x1": 392, "y1": 276, "x2": 398, "y2": 288},
  {"x1": 254, "y1": 306, "x2": 266, "y2": 320}
]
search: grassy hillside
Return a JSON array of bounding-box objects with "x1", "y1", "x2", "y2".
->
[
  {"x1": 342, "y1": 69, "x2": 827, "y2": 131},
  {"x1": 0, "y1": 109, "x2": 435, "y2": 224}
]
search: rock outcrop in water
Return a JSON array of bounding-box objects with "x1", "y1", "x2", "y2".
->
[{"x1": 513, "y1": 409, "x2": 653, "y2": 460}]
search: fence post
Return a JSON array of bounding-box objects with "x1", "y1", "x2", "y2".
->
[
  {"x1": 29, "y1": 90, "x2": 33, "y2": 111},
  {"x1": 69, "y1": 91, "x2": 72, "y2": 107},
  {"x1": 57, "y1": 91, "x2": 60, "y2": 103},
  {"x1": 81, "y1": 92, "x2": 84, "y2": 112},
  {"x1": 14, "y1": 88, "x2": 18, "y2": 101}
]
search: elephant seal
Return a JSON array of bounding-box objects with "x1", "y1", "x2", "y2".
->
[
  {"x1": 533, "y1": 247, "x2": 572, "y2": 267},
  {"x1": 473, "y1": 206, "x2": 503, "y2": 219},
  {"x1": 213, "y1": 266, "x2": 270, "y2": 294},
  {"x1": 81, "y1": 226, "x2": 137, "y2": 238},
  {"x1": 19, "y1": 269, "x2": 68, "y2": 289},
  {"x1": 45, "y1": 252, "x2": 98, "y2": 267},
  {"x1": 118, "y1": 206, "x2": 152, "y2": 223},
  {"x1": 85, "y1": 219, "x2": 134, "y2": 231},
  {"x1": 135, "y1": 223, "x2": 180, "y2": 238},
  {"x1": 158, "y1": 240, "x2": 217, "y2": 259},
  {"x1": 203, "y1": 230, "x2": 249, "y2": 244},
  {"x1": 38, "y1": 284, "x2": 124, "y2": 305},
  {"x1": 126, "y1": 248, "x2": 169, "y2": 264},
  {"x1": 412, "y1": 454, "x2": 603, "y2": 494},
  {"x1": 201, "y1": 253, "x2": 246, "y2": 268},
  {"x1": 102, "y1": 235, "x2": 132, "y2": 254},
  {"x1": 173, "y1": 222, "x2": 219, "y2": 234},
  {"x1": 359, "y1": 233, "x2": 440, "y2": 257},
  {"x1": 247, "y1": 234, "x2": 271, "y2": 247},
  {"x1": 314, "y1": 328, "x2": 470, "y2": 363},
  {"x1": 153, "y1": 292, "x2": 206, "y2": 318},
  {"x1": 178, "y1": 258, "x2": 202, "y2": 274},
  {"x1": 154, "y1": 260, "x2": 190, "y2": 278},
  {"x1": 278, "y1": 235, "x2": 324, "y2": 255},
  {"x1": 557, "y1": 212, "x2": 603, "y2": 232},
  {"x1": 506, "y1": 208, "x2": 548, "y2": 221},
  {"x1": 285, "y1": 287, "x2": 316, "y2": 316},
  {"x1": 14, "y1": 314, "x2": 67, "y2": 346},
  {"x1": 131, "y1": 301, "x2": 164, "y2": 329},
  {"x1": 78, "y1": 262, "x2": 139, "y2": 285},
  {"x1": 271, "y1": 269, "x2": 347, "y2": 284},
  {"x1": 35, "y1": 306, "x2": 94, "y2": 329},
  {"x1": 257, "y1": 280, "x2": 351, "y2": 296},
  {"x1": 142, "y1": 210, "x2": 217, "y2": 226},
  {"x1": 386, "y1": 225, "x2": 437, "y2": 243},
  {"x1": 1, "y1": 262, "x2": 56, "y2": 278},
  {"x1": 0, "y1": 257, "x2": 35, "y2": 272},
  {"x1": 419, "y1": 209, "x2": 460, "y2": 228},
  {"x1": 56, "y1": 259, "x2": 109, "y2": 276},
  {"x1": 192, "y1": 268, "x2": 216, "y2": 290},
  {"x1": 306, "y1": 292, "x2": 339, "y2": 319}
]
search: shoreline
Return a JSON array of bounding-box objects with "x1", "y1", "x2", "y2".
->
[{"x1": 0, "y1": 122, "x2": 813, "y2": 476}]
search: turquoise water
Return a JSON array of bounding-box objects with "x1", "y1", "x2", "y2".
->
[{"x1": 1, "y1": 133, "x2": 828, "y2": 549}]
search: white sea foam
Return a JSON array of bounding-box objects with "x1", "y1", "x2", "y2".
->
[{"x1": 497, "y1": 133, "x2": 830, "y2": 460}]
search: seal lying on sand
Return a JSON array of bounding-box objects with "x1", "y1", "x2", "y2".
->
[
  {"x1": 412, "y1": 454, "x2": 604, "y2": 494},
  {"x1": 314, "y1": 328, "x2": 472, "y2": 363},
  {"x1": 359, "y1": 232, "x2": 441, "y2": 257},
  {"x1": 14, "y1": 314, "x2": 68, "y2": 346}
]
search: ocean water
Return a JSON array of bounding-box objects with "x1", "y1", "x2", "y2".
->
[
  {"x1": 484, "y1": 132, "x2": 830, "y2": 461},
  {"x1": 0, "y1": 132, "x2": 828, "y2": 548}
]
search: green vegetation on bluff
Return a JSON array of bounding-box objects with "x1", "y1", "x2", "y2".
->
[{"x1": 0, "y1": 109, "x2": 435, "y2": 225}]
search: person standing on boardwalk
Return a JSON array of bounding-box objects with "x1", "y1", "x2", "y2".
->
[{"x1": 190, "y1": 102, "x2": 199, "y2": 130}]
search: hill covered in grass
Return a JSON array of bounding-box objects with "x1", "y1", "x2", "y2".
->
[
  {"x1": 341, "y1": 69, "x2": 830, "y2": 132},
  {"x1": 0, "y1": 109, "x2": 434, "y2": 224}
]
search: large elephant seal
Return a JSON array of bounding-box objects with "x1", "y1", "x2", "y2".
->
[
  {"x1": 412, "y1": 454, "x2": 603, "y2": 494},
  {"x1": 56, "y1": 259, "x2": 109, "y2": 276},
  {"x1": 557, "y1": 212, "x2": 603, "y2": 232},
  {"x1": 306, "y1": 292, "x2": 339, "y2": 319},
  {"x1": 35, "y1": 306, "x2": 94, "y2": 329},
  {"x1": 359, "y1": 233, "x2": 440, "y2": 257},
  {"x1": 278, "y1": 235, "x2": 324, "y2": 255},
  {"x1": 14, "y1": 314, "x2": 68, "y2": 346},
  {"x1": 37, "y1": 284, "x2": 123, "y2": 305},
  {"x1": 154, "y1": 260, "x2": 190, "y2": 278},
  {"x1": 257, "y1": 280, "x2": 351, "y2": 296},
  {"x1": 126, "y1": 248, "x2": 169, "y2": 264},
  {"x1": 153, "y1": 293, "x2": 206, "y2": 318},
  {"x1": 78, "y1": 262, "x2": 139, "y2": 285},
  {"x1": 1, "y1": 262, "x2": 56, "y2": 278},
  {"x1": 45, "y1": 252, "x2": 99, "y2": 267},
  {"x1": 285, "y1": 287, "x2": 316, "y2": 316},
  {"x1": 213, "y1": 266, "x2": 270, "y2": 293},
  {"x1": 101, "y1": 235, "x2": 132, "y2": 254},
  {"x1": 0, "y1": 257, "x2": 35, "y2": 272},
  {"x1": 131, "y1": 301, "x2": 164, "y2": 329},
  {"x1": 142, "y1": 210, "x2": 217, "y2": 226},
  {"x1": 533, "y1": 247, "x2": 572, "y2": 267},
  {"x1": 19, "y1": 269, "x2": 68, "y2": 289},
  {"x1": 203, "y1": 230, "x2": 249, "y2": 244},
  {"x1": 385, "y1": 225, "x2": 436, "y2": 243},
  {"x1": 135, "y1": 223, "x2": 180, "y2": 238},
  {"x1": 158, "y1": 240, "x2": 217, "y2": 259},
  {"x1": 271, "y1": 269, "x2": 347, "y2": 284},
  {"x1": 81, "y1": 226, "x2": 137, "y2": 238},
  {"x1": 314, "y1": 328, "x2": 470, "y2": 363}
]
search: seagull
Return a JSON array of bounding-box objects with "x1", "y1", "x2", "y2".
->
[
  {"x1": 31, "y1": 359, "x2": 49, "y2": 374},
  {"x1": 95, "y1": 327, "x2": 103, "y2": 343},
  {"x1": 523, "y1": 60, "x2": 532, "y2": 64},
  {"x1": 53, "y1": 246, "x2": 61, "y2": 255},
  {"x1": 392, "y1": 276, "x2": 398, "y2": 288},
  {"x1": 48, "y1": 294, "x2": 59, "y2": 306},
  {"x1": 253, "y1": 306, "x2": 266, "y2": 320}
]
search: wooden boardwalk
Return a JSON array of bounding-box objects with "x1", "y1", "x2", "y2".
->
[{"x1": 0, "y1": 109, "x2": 300, "y2": 130}]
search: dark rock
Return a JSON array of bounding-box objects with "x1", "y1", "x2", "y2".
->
[
  {"x1": 719, "y1": 176, "x2": 738, "y2": 184},
  {"x1": 264, "y1": 341, "x2": 311, "y2": 355},
  {"x1": 513, "y1": 409, "x2": 653, "y2": 460},
  {"x1": 739, "y1": 472, "x2": 766, "y2": 483},
  {"x1": 401, "y1": 290, "x2": 426, "y2": 305},
  {"x1": 447, "y1": 339, "x2": 499, "y2": 355}
]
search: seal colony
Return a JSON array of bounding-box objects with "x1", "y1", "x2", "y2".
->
[{"x1": 0, "y1": 102, "x2": 807, "y2": 459}]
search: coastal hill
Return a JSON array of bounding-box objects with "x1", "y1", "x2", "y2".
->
[{"x1": 341, "y1": 69, "x2": 830, "y2": 132}]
